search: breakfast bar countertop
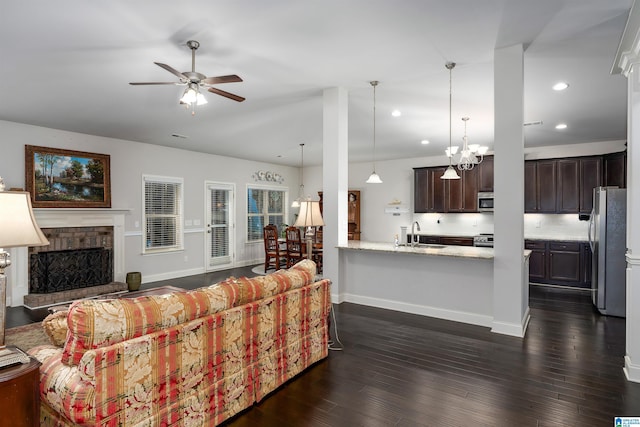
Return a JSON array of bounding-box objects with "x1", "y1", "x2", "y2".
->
[{"x1": 338, "y1": 241, "x2": 532, "y2": 260}]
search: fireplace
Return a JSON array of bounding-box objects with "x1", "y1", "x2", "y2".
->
[
  {"x1": 28, "y1": 226, "x2": 114, "y2": 293},
  {"x1": 7, "y1": 208, "x2": 127, "y2": 307}
]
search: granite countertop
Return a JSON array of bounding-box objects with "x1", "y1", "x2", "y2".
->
[{"x1": 339, "y1": 241, "x2": 500, "y2": 260}]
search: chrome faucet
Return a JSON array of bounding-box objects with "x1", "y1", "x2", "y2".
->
[{"x1": 411, "y1": 221, "x2": 421, "y2": 247}]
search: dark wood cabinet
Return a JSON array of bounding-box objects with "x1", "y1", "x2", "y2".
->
[
  {"x1": 548, "y1": 241, "x2": 581, "y2": 282},
  {"x1": 525, "y1": 156, "x2": 602, "y2": 214},
  {"x1": 477, "y1": 155, "x2": 494, "y2": 192},
  {"x1": 440, "y1": 236, "x2": 474, "y2": 246},
  {"x1": 604, "y1": 151, "x2": 627, "y2": 189},
  {"x1": 525, "y1": 160, "x2": 556, "y2": 213},
  {"x1": 556, "y1": 159, "x2": 580, "y2": 213},
  {"x1": 414, "y1": 166, "x2": 477, "y2": 213},
  {"x1": 525, "y1": 240, "x2": 547, "y2": 282},
  {"x1": 414, "y1": 167, "x2": 446, "y2": 213},
  {"x1": 318, "y1": 190, "x2": 360, "y2": 240},
  {"x1": 579, "y1": 156, "x2": 602, "y2": 214},
  {"x1": 525, "y1": 240, "x2": 590, "y2": 288}
]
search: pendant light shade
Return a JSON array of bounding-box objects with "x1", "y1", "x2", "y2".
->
[
  {"x1": 366, "y1": 80, "x2": 382, "y2": 184},
  {"x1": 441, "y1": 62, "x2": 460, "y2": 180},
  {"x1": 291, "y1": 143, "x2": 305, "y2": 208}
]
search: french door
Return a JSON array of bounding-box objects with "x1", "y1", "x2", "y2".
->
[{"x1": 205, "y1": 182, "x2": 234, "y2": 271}]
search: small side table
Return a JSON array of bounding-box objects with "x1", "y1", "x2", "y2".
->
[{"x1": 0, "y1": 347, "x2": 41, "y2": 427}]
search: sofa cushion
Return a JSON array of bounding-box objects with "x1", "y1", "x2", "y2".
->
[{"x1": 42, "y1": 310, "x2": 69, "y2": 347}]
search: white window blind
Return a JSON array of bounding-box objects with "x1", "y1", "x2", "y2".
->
[
  {"x1": 143, "y1": 175, "x2": 184, "y2": 254},
  {"x1": 247, "y1": 186, "x2": 286, "y2": 242}
]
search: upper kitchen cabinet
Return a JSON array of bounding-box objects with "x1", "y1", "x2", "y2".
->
[
  {"x1": 447, "y1": 167, "x2": 478, "y2": 212},
  {"x1": 477, "y1": 155, "x2": 494, "y2": 192},
  {"x1": 525, "y1": 156, "x2": 602, "y2": 214},
  {"x1": 414, "y1": 166, "x2": 478, "y2": 213},
  {"x1": 604, "y1": 151, "x2": 627, "y2": 189},
  {"x1": 414, "y1": 167, "x2": 446, "y2": 213},
  {"x1": 525, "y1": 160, "x2": 557, "y2": 213},
  {"x1": 579, "y1": 156, "x2": 602, "y2": 214},
  {"x1": 556, "y1": 159, "x2": 580, "y2": 213}
]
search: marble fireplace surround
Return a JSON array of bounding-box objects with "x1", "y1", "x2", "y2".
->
[{"x1": 7, "y1": 208, "x2": 128, "y2": 307}]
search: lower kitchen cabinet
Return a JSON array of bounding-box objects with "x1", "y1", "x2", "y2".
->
[
  {"x1": 525, "y1": 240, "x2": 591, "y2": 288},
  {"x1": 406, "y1": 235, "x2": 474, "y2": 246}
]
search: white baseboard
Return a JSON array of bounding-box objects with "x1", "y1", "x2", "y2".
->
[
  {"x1": 491, "y1": 307, "x2": 530, "y2": 338},
  {"x1": 624, "y1": 355, "x2": 640, "y2": 383},
  {"x1": 143, "y1": 267, "x2": 205, "y2": 284},
  {"x1": 340, "y1": 293, "x2": 493, "y2": 328}
]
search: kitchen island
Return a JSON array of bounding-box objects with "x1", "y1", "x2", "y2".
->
[{"x1": 337, "y1": 241, "x2": 531, "y2": 333}]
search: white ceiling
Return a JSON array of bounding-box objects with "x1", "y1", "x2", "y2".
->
[{"x1": 0, "y1": 0, "x2": 632, "y2": 166}]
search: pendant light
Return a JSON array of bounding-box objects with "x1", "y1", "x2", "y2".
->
[
  {"x1": 291, "y1": 143, "x2": 305, "y2": 208},
  {"x1": 366, "y1": 80, "x2": 383, "y2": 184},
  {"x1": 441, "y1": 62, "x2": 460, "y2": 180}
]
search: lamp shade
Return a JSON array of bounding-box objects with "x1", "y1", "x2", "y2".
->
[
  {"x1": 0, "y1": 191, "x2": 49, "y2": 248},
  {"x1": 294, "y1": 200, "x2": 324, "y2": 228}
]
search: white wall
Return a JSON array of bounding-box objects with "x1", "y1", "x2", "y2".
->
[{"x1": 0, "y1": 120, "x2": 300, "y2": 284}]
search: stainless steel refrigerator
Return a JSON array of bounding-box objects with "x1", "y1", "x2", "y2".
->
[{"x1": 589, "y1": 187, "x2": 627, "y2": 317}]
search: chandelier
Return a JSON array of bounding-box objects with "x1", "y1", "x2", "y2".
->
[{"x1": 447, "y1": 117, "x2": 488, "y2": 171}]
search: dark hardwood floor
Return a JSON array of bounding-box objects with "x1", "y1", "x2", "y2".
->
[
  {"x1": 8, "y1": 270, "x2": 640, "y2": 425},
  {"x1": 223, "y1": 285, "x2": 640, "y2": 427}
]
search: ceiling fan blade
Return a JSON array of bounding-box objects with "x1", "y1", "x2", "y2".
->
[
  {"x1": 129, "y1": 82, "x2": 181, "y2": 85},
  {"x1": 154, "y1": 62, "x2": 188, "y2": 80},
  {"x1": 202, "y1": 75, "x2": 243, "y2": 85},
  {"x1": 208, "y1": 87, "x2": 245, "y2": 102}
]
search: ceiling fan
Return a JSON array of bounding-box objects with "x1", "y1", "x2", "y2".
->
[{"x1": 130, "y1": 40, "x2": 245, "y2": 110}]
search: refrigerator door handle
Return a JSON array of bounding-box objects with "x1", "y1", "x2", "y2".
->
[{"x1": 588, "y1": 208, "x2": 595, "y2": 252}]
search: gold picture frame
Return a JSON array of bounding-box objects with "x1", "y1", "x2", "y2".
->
[{"x1": 25, "y1": 145, "x2": 111, "y2": 208}]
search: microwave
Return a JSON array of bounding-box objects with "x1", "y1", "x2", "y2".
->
[{"x1": 477, "y1": 192, "x2": 494, "y2": 212}]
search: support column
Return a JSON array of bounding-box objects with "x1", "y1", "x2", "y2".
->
[
  {"x1": 613, "y1": 0, "x2": 640, "y2": 383},
  {"x1": 625, "y1": 66, "x2": 640, "y2": 382},
  {"x1": 492, "y1": 44, "x2": 529, "y2": 337},
  {"x1": 322, "y1": 87, "x2": 349, "y2": 302}
]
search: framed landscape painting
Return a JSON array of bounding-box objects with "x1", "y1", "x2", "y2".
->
[{"x1": 25, "y1": 145, "x2": 111, "y2": 208}]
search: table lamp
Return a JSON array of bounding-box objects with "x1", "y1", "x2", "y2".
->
[
  {"x1": 294, "y1": 199, "x2": 324, "y2": 260},
  {"x1": 0, "y1": 190, "x2": 49, "y2": 345}
]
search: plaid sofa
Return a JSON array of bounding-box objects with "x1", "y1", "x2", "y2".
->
[{"x1": 28, "y1": 260, "x2": 331, "y2": 426}]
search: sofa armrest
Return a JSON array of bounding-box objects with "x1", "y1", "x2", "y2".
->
[{"x1": 28, "y1": 346, "x2": 96, "y2": 424}]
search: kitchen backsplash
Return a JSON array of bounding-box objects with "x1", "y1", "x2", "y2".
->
[{"x1": 409, "y1": 213, "x2": 588, "y2": 241}]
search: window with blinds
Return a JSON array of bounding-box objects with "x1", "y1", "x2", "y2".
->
[
  {"x1": 143, "y1": 175, "x2": 184, "y2": 254},
  {"x1": 247, "y1": 186, "x2": 286, "y2": 242}
]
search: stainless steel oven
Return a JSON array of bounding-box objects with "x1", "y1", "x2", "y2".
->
[
  {"x1": 473, "y1": 234, "x2": 494, "y2": 247},
  {"x1": 477, "y1": 192, "x2": 494, "y2": 212}
]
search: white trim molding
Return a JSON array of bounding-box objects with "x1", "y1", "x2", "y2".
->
[{"x1": 613, "y1": 1, "x2": 640, "y2": 77}]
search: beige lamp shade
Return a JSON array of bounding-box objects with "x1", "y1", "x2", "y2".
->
[
  {"x1": 294, "y1": 200, "x2": 324, "y2": 228},
  {"x1": 0, "y1": 191, "x2": 49, "y2": 248}
]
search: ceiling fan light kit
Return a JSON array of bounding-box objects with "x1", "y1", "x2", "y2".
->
[{"x1": 130, "y1": 40, "x2": 244, "y2": 115}]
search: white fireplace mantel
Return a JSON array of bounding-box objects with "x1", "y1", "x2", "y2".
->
[{"x1": 7, "y1": 208, "x2": 130, "y2": 307}]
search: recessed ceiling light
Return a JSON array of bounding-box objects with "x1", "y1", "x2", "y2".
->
[
  {"x1": 421, "y1": 140, "x2": 430, "y2": 145},
  {"x1": 555, "y1": 123, "x2": 567, "y2": 130},
  {"x1": 391, "y1": 110, "x2": 401, "y2": 117},
  {"x1": 552, "y1": 82, "x2": 569, "y2": 91}
]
